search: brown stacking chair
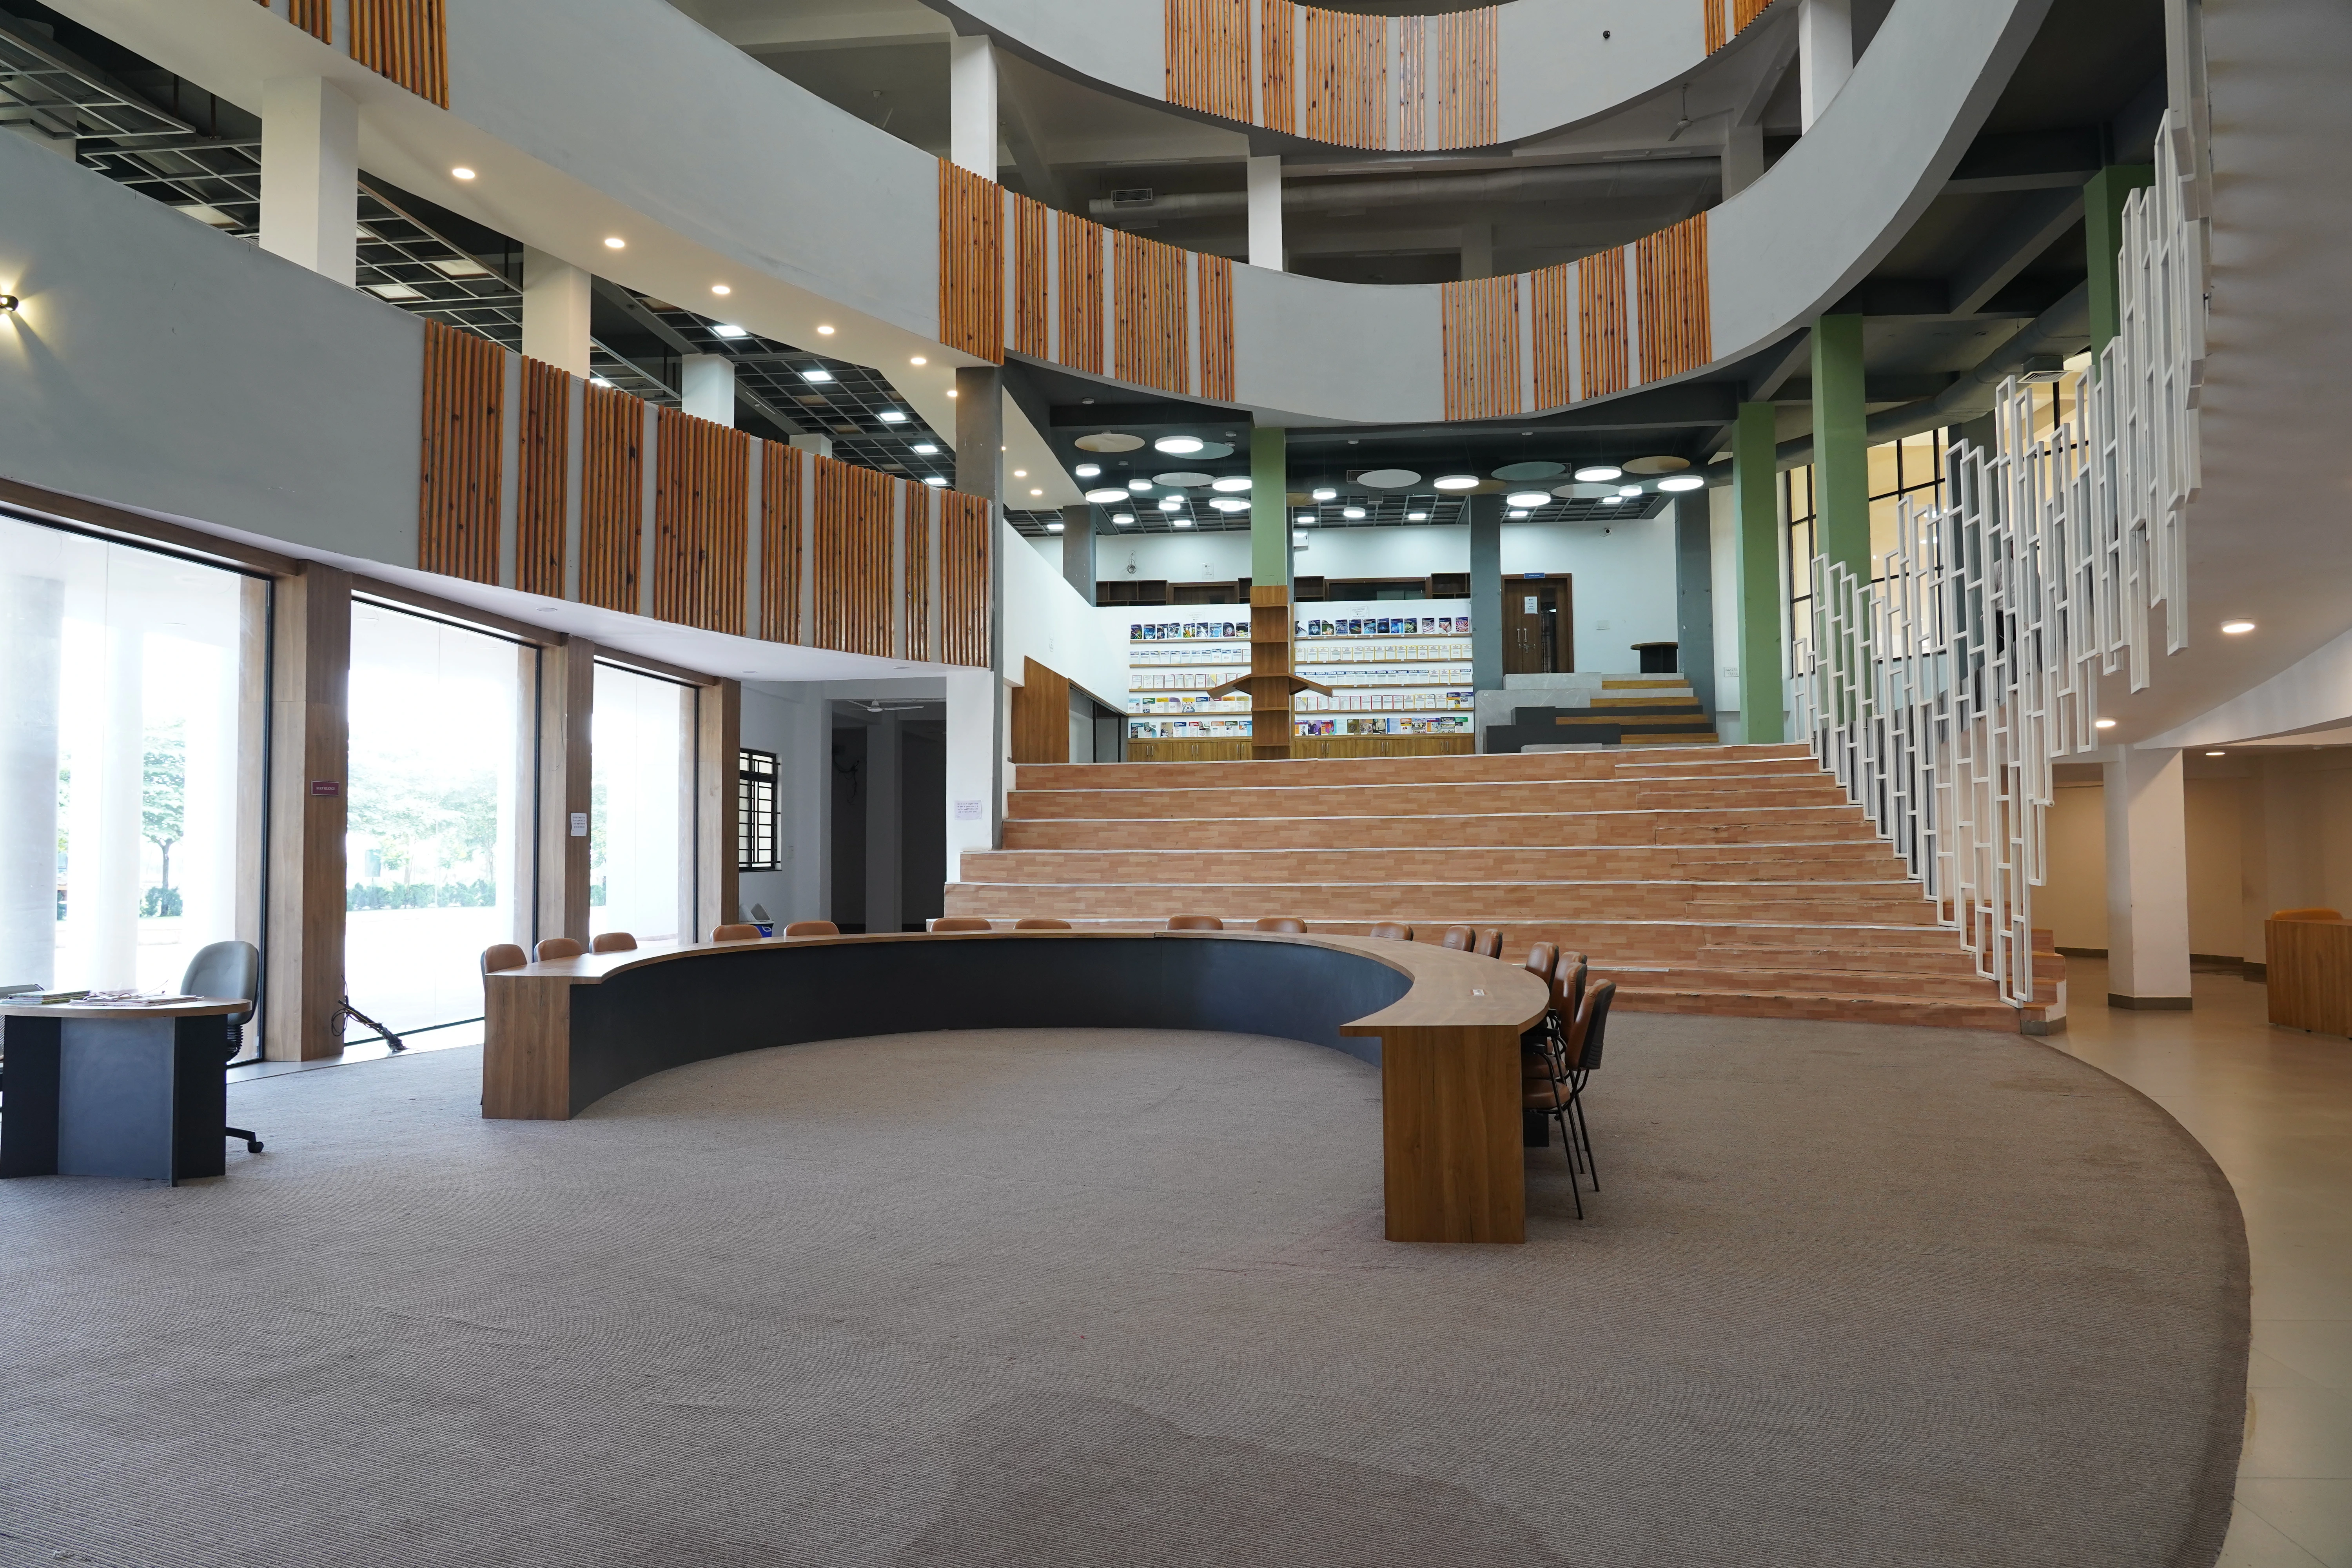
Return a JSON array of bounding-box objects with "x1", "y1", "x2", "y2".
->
[
  {"x1": 931, "y1": 917, "x2": 992, "y2": 932},
  {"x1": 1167, "y1": 915, "x2": 1223, "y2": 931},
  {"x1": 1439, "y1": 925, "x2": 1477, "y2": 951},
  {"x1": 1476, "y1": 928, "x2": 1503, "y2": 959},
  {"x1": 590, "y1": 932, "x2": 637, "y2": 953},
  {"x1": 1254, "y1": 916, "x2": 1307, "y2": 934},
  {"x1": 482, "y1": 943, "x2": 527, "y2": 975},
  {"x1": 711, "y1": 924, "x2": 762, "y2": 942},
  {"x1": 783, "y1": 920, "x2": 839, "y2": 938},
  {"x1": 1525, "y1": 980, "x2": 1616, "y2": 1216},
  {"x1": 1013, "y1": 917, "x2": 1071, "y2": 929},
  {"x1": 536, "y1": 937, "x2": 584, "y2": 961},
  {"x1": 1368, "y1": 922, "x2": 1413, "y2": 942}
]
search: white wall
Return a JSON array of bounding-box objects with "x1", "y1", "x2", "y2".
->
[
  {"x1": 1002, "y1": 519, "x2": 1127, "y2": 708},
  {"x1": 736, "y1": 682, "x2": 829, "y2": 925}
]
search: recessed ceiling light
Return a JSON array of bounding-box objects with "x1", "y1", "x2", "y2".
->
[
  {"x1": 1508, "y1": 510, "x2": 1530, "y2": 519},
  {"x1": 1173, "y1": 517, "x2": 1194, "y2": 528},
  {"x1": 913, "y1": 442, "x2": 938, "y2": 454},
  {"x1": 1505, "y1": 490, "x2": 1550, "y2": 508},
  {"x1": 1210, "y1": 497, "x2": 1249, "y2": 512},
  {"x1": 1112, "y1": 512, "x2": 1136, "y2": 524},
  {"x1": 1013, "y1": 469, "x2": 1028, "y2": 478},
  {"x1": 1129, "y1": 479, "x2": 1153, "y2": 492},
  {"x1": 922, "y1": 476, "x2": 947, "y2": 486},
  {"x1": 1084, "y1": 487, "x2": 1128, "y2": 504},
  {"x1": 2221, "y1": 619, "x2": 2256, "y2": 634},
  {"x1": 2094, "y1": 718, "x2": 2118, "y2": 729},
  {"x1": 710, "y1": 283, "x2": 730, "y2": 296},
  {"x1": 1155, "y1": 435, "x2": 1206, "y2": 455},
  {"x1": 801, "y1": 369, "x2": 834, "y2": 383},
  {"x1": 1074, "y1": 463, "x2": 1102, "y2": 478},
  {"x1": 1029, "y1": 488, "x2": 1044, "y2": 496},
  {"x1": 1342, "y1": 506, "x2": 1367, "y2": 519},
  {"x1": 1159, "y1": 497, "x2": 1183, "y2": 511},
  {"x1": 363, "y1": 281, "x2": 426, "y2": 301},
  {"x1": 878, "y1": 410, "x2": 907, "y2": 423},
  {"x1": 712, "y1": 324, "x2": 748, "y2": 339},
  {"x1": 1618, "y1": 485, "x2": 1644, "y2": 497},
  {"x1": 1658, "y1": 474, "x2": 1706, "y2": 492},
  {"x1": 1406, "y1": 510, "x2": 1428, "y2": 521},
  {"x1": 1312, "y1": 486, "x2": 1339, "y2": 501},
  {"x1": 1434, "y1": 474, "x2": 1480, "y2": 491},
  {"x1": 2206, "y1": 750, "x2": 2226, "y2": 757},
  {"x1": 946, "y1": 388, "x2": 957, "y2": 397},
  {"x1": 1210, "y1": 476, "x2": 1252, "y2": 492},
  {"x1": 603, "y1": 236, "x2": 625, "y2": 249},
  {"x1": 909, "y1": 355, "x2": 926, "y2": 366},
  {"x1": 1046, "y1": 521, "x2": 1064, "y2": 532},
  {"x1": 1574, "y1": 465, "x2": 1623, "y2": 482},
  {"x1": 816, "y1": 324, "x2": 835, "y2": 335},
  {"x1": 450, "y1": 166, "x2": 476, "y2": 180}
]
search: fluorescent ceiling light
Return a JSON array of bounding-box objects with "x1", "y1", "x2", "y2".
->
[
  {"x1": 2206, "y1": 750, "x2": 2226, "y2": 757},
  {"x1": 1508, "y1": 510, "x2": 1530, "y2": 519},
  {"x1": 711, "y1": 323, "x2": 748, "y2": 339},
  {"x1": 1084, "y1": 488, "x2": 1129, "y2": 504},
  {"x1": 878, "y1": 410, "x2": 907, "y2": 423},
  {"x1": 1210, "y1": 476, "x2": 1251, "y2": 492},
  {"x1": 431, "y1": 258, "x2": 492, "y2": 279},
  {"x1": 1046, "y1": 521, "x2": 1065, "y2": 532},
  {"x1": 174, "y1": 203, "x2": 238, "y2": 227},
  {"x1": 1342, "y1": 506, "x2": 1366, "y2": 519},
  {"x1": 912, "y1": 442, "x2": 938, "y2": 454},
  {"x1": 1074, "y1": 463, "x2": 1102, "y2": 478},
  {"x1": 1657, "y1": 474, "x2": 1706, "y2": 492},
  {"x1": 922, "y1": 476, "x2": 946, "y2": 486},
  {"x1": 800, "y1": 369, "x2": 833, "y2": 383},
  {"x1": 363, "y1": 282, "x2": 425, "y2": 301},
  {"x1": 2221, "y1": 619, "x2": 2256, "y2": 634},
  {"x1": 1406, "y1": 511, "x2": 1428, "y2": 521},
  {"x1": 1433, "y1": 474, "x2": 1479, "y2": 491},
  {"x1": 1210, "y1": 497, "x2": 1249, "y2": 512},
  {"x1": 1505, "y1": 490, "x2": 1550, "y2": 508},
  {"x1": 1173, "y1": 518, "x2": 1193, "y2": 528},
  {"x1": 1312, "y1": 486, "x2": 1338, "y2": 501},
  {"x1": 1154, "y1": 435, "x2": 1206, "y2": 455},
  {"x1": 1574, "y1": 465, "x2": 1623, "y2": 483},
  {"x1": 1296, "y1": 514, "x2": 1316, "y2": 526}
]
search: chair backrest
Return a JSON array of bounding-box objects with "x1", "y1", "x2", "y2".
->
[
  {"x1": 707, "y1": 923, "x2": 759, "y2": 942},
  {"x1": 1013, "y1": 917, "x2": 1071, "y2": 929},
  {"x1": 1521, "y1": 942, "x2": 1558, "y2": 991},
  {"x1": 482, "y1": 943, "x2": 527, "y2": 975},
  {"x1": 1559, "y1": 952, "x2": 1588, "y2": 1018},
  {"x1": 1167, "y1": 915, "x2": 1223, "y2": 931},
  {"x1": 1438, "y1": 925, "x2": 1476, "y2": 951},
  {"x1": 1569, "y1": 980, "x2": 1617, "y2": 1072},
  {"x1": 590, "y1": 931, "x2": 637, "y2": 953},
  {"x1": 783, "y1": 920, "x2": 839, "y2": 938},
  {"x1": 931, "y1": 917, "x2": 992, "y2": 932},
  {"x1": 536, "y1": 936, "x2": 584, "y2": 961},
  {"x1": 1253, "y1": 916, "x2": 1307, "y2": 934},
  {"x1": 2274, "y1": 907, "x2": 2345, "y2": 922},
  {"x1": 181, "y1": 940, "x2": 258, "y2": 1024},
  {"x1": 1368, "y1": 922, "x2": 1413, "y2": 942},
  {"x1": 1476, "y1": 928, "x2": 1503, "y2": 959}
]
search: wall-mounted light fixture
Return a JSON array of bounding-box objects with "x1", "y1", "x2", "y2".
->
[{"x1": 0, "y1": 295, "x2": 18, "y2": 313}]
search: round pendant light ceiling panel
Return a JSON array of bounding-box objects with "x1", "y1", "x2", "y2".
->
[{"x1": 1074, "y1": 432, "x2": 1145, "y2": 452}]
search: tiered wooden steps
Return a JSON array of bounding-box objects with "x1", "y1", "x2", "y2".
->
[
  {"x1": 944, "y1": 744, "x2": 2063, "y2": 1032},
  {"x1": 1569, "y1": 679, "x2": 1720, "y2": 746}
]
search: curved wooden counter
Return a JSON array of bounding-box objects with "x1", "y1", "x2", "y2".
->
[{"x1": 485, "y1": 930, "x2": 1548, "y2": 1243}]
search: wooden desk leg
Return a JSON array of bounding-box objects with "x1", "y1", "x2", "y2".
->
[
  {"x1": 1379, "y1": 1024, "x2": 1526, "y2": 1243},
  {"x1": 484, "y1": 977, "x2": 575, "y2": 1119}
]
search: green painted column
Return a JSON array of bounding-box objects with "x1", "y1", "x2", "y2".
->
[
  {"x1": 2083, "y1": 164, "x2": 2155, "y2": 359},
  {"x1": 1733, "y1": 402, "x2": 1785, "y2": 745},
  {"x1": 1249, "y1": 427, "x2": 1290, "y2": 590},
  {"x1": 1809, "y1": 313, "x2": 1869, "y2": 583}
]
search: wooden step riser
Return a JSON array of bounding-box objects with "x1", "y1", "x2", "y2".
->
[
  {"x1": 1009, "y1": 780, "x2": 1853, "y2": 821},
  {"x1": 1002, "y1": 811, "x2": 1886, "y2": 851},
  {"x1": 960, "y1": 846, "x2": 1911, "y2": 884},
  {"x1": 1600, "y1": 965, "x2": 2009, "y2": 1002},
  {"x1": 1011, "y1": 746, "x2": 1818, "y2": 792},
  {"x1": 922, "y1": 917, "x2": 1984, "y2": 964},
  {"x1": 1614, "y1": 989, "x2": 2025, "y2": 1031},
  {"x1": 944, "y1": 884, "x2": 1944, "y2": 924}
]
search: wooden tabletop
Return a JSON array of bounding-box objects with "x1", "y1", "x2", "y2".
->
[
  {"x1": 0, "y1": 997, "x2": 249, "y2": 1021},
  {"x1": 493, "y1": 929, "x2": 1549, "y2": 1035}
]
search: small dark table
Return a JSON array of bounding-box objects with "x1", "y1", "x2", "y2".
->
[
  {"x1": 1632, "y1": 641, "x2": 1680, "y2": 674},
  {"x1": 1, "y1": 1000, "x2": 245, "y2": 1185}
]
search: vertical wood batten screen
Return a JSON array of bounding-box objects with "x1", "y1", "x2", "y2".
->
[
  {"x1": 1578, "y1": 248, "x2": 1630, "y2": 400},
  {"x1": 1397, "y1": 22, "x2": 1425, "y2": 152},
  {"x1": 813, "y1": 459, "x2": 894, "y2": 657},
  {"x1": 902, "y1": 481, "x2": 933, "y2": 663},
  {"x1": 938, "y1": 162, "x2": 1005, "y2": 363},
  {"x1": 1433, "y1": 9, "x2": 1498, "y2": 149},
  {"x1": 759, "y1": 441, "x2": 805, "y2": 644},
  {"x1": 1706, "y1": 0, "x2": 1773, "y2": 54},
  {"x1": 516, "y1": 357, "x2": 570, "y2": 597},
  {"x1": 1303, "y1": 7, "x2": 1387, "y2": 151},
  {"x1": 1635, "y1": 212, "x2": 1711, "y2": 383},
  {"x1": 1259, "y1": 1, "x2": 1296, "y2": 134},
  {"x1": 1440, "y1": 276, "x2": 1521, "y2": 421},
  {"x1": 653, "y1": 408, "x2": 751, "y2": 635},
  {"x1": 939, "y1": 492, "x2": 991, "y2": 668},
  {"x1": 1530, "y1": 262, "x2": 1575, "y2": 410},
  {"x1": 280, "y1": 0, "x2": 332, "y2": 44},
  {"x1": 1012, "y1": 194, "x2": 1050, "y2": 359},
  {"x1": 1114, "y1": 232, "x2": 1191, "y2": 395},
  {"x1": 1056, "y1": 211, "x2": 1106, "y2": 374},
  {"x1": 579, "y1": 383, "x2": 644, "y2": 612},
  {"x1": 417, "y1": 319, "x2": 504, "y2": 584},
  {"x1": 1165, "y1": 0, "x2": 1251, "y2": 122},
  {"x1": 1198, "y1": 254, "x2": 1236, "y2": 402},
  {"x1": 351, "y1": 0, "x2": 448, "y2": 106}
]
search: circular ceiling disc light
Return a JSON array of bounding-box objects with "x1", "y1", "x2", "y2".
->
[
  {"x1": 1190, "y1": 441, "x2": 1236, "y2": 460},
  {"x1": 1154, "y1": 435, "x2": 1206, "y2": 456},
  {"x1": 1210, "y1": 497, "x2": 1249, "y2": 512},
  {"x1": 1621, "y1": 455, "x2": 1692, "y2": 476},
  {"x1": 1505, "y1": 490, "x2": 1552, "y2": 508},
  {"x1": 1433, "y1": 474, "x2": 1481, "y2": 491},
  {"x1": 1341, "y1": 506, "x2": 1367, "y2": 519},
  {"x1": 1210, "y1": 475, "x2": 1252, "y2": 492},
  {"x1": 1493, "y1": 460, "x2": 1565, "y2": 482},
  {"x1": 1158, "y1": 497, "x2": 1183, "y2": 511},
  {"x1": 1557, "y1": 483, "x2": 1617, "y2": 499},
  {"x1": 1076, "y1": 432, "x2": 1145, "y2": 452},
  {"x1": 1572, "y1": 465, "x2": 1624, "y2": 483},
  {"x1": 1083, "y1": 488, "x2": 1129, "y2": 505},
  {"x1": 1112, "y1": 512, "x2": 1136, "y2": 524},
  {"x1": 1356, "y1": 468, "x2": 1422, "y2": 489},
  {"x1": 1073, "y1": 463, "x2": 1102, "y2": 478},
  {"x1": 1657, "y1": 474, "x2": 1707, "y2": 492},
  {"x1": 1618, "y1": 485, "x2": 1646, "y2": 497},
  {"x1": 1154, "y1": 471, "x2": 1215, "y2": 488},
  {"x1": 1310, "y1": 486, "x2": 1339, "y2": 502}
]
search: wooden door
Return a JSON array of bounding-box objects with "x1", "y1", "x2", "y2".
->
[{"x1": 1501, "y1": 575, "x2": 1573, "y2": 674}]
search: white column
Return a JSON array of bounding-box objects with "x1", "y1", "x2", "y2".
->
[
  {"x1": 865, "y1": 714, "x2": 902, "y2": 935},
  {"x1": 0, "y1": 573, "x2": 63, "y2": 985},
  {"x1": 681, "y1": 354, "x2": 737, "y2": 426},
  {"x1": 1247, "y1": 154, "x2": 1285, "y2": 271},
  {"x1": 2103, "y1": 746, "x2": 2194, "y2": 1007},
  {"x1": 943, "y1": 665, "x2": 995, "y2": 882},
  {"x1": 949, "y1": 34, "x2": 998, "y2": 178},
  {"x1": 522, "y1": 248, "x2": 593, "y2": 377},
  {"x1": 260, "y1": 76, "x2": 359, "y2": 285},
  {"x1": 1797, "y1": 0, "x2": 1853, "y2": 132}
]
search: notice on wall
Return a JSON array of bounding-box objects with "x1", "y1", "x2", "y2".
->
[
  {"x1": 570, "y1": 812, "x2": 589, "y2": 837},
  {"x1": 1523, "y1": 596, "x2": 1538, "y2": 614},
  {"x1": 954, "y1": 800, "x2": 984, "y2": 821}
]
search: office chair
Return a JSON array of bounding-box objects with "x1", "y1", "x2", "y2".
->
[
  {"x1": 182, "y1": 940, "x2": 262, "y2": 1155},
  {"x1": 1438, "y1": 925, "x2": 1477, "y2": 951},
  {"x1": 1167, "y1": 915, "x2": 1223, "y2": 931},
  {"x1": 711, "y1": 924, "x2": 763, "y2": 942},
  {"x1": 1368, "y1": 922, "x2": 1413, "y2": 942},
  {"x1": 931, "y1": 917, "x2": 992, "y2": 932},
  {"x1": 1526, "y1": 980, "x2": 1616, "y2": 1215},
  {"x1": 1253, "y1": 916, "x2": 1307, "y2": 934},
  {"x1": 536, "y1": 937, "x2": 584, "y2": 960},
  {"x1": 1475, "y1": 928, "x2": 1503, "y2": 959},
  {"x1": 1013, "y1": 917, "x2": 1071, "y2": 929},
  {"x1": 590, "y1": 931, "x2": 637, "y2": 953},
  {"x1": 783, "y1": 920, "x2": 840, "y2": 938},
  {"x1": 482, "y1": 944, "x2": 527, "y2": 975}
]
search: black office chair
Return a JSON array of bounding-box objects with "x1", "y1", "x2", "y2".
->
[
  {"x1": 183, "y1": 940, "x2": 263, "y2": 1154},
  {"x1": 1526, "y1": 980, "x2": 1615, "y2": 1216}
]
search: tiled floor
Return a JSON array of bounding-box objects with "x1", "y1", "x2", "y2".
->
[{"x1": 2054, "y1": 960, "x2": 2352, "y2": 1566}]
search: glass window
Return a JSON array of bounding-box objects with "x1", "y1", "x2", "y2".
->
[
  {"x1": 739, "y1": 748, "x2": 778, "y2": 873},
  {"x1": 0, "y1": 517, "x2": 264, "y2": 1011},
  {"x1": 345, "y1": 603, "x2": 535, "y2": 1040},
  {"x1": 593, "y1": 663, "x2": 696, "y2": 944}
]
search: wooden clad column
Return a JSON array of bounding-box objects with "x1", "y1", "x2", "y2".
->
[
  {"x1": 264, "y1": 564, "x2": 351, "y2": 1062},
  {"x1": 537, "y1": 637, "x2": 595, "y2": 947},
  {"x1": 696, "y1": 679, "x2": 743, "y2": 937}
]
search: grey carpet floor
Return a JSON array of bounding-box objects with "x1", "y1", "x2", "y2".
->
[{"x1": 0, "y1": 1016, "x2": 2245, "y2": 1568}]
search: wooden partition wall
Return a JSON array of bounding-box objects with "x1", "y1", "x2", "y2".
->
[
  {"x1": 1163, "y1": 1, "x2": 1497, "y2": 152},
  {"x1": 1010, "y1": 657, "x2": 1074, "y2": 765},
  {"x1": 257, "y1": 0, "x2": 448, "y2": 105},
  {"x1": 412, "y1": 334, "x2": 992, "y2": 669},
  {"x1": 1706, "y1": 0, "x2": 1775, "y2": 55}
]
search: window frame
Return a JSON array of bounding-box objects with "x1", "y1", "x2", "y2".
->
[{"x1": 737, "y1": 747, "x2": 779, "y2": 873}]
